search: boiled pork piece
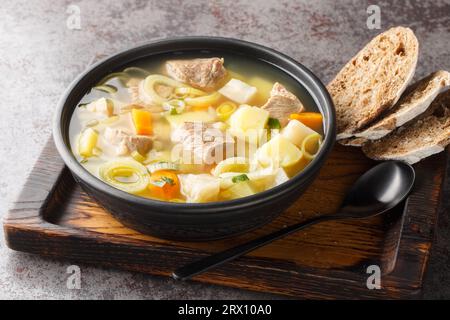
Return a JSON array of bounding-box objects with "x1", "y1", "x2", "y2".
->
[
  {"x1": 165, "y1": 57, "x2": 227, "y2": 91},
  {"x1": 261, "y1": 82, "x2": 305, "y2": 126},
  {"x1": 171, "y1": 122, "x2": 235, "y2": 164},
  {"x1": 104, "y1": 127, "x2": 152, "y2": 156}
]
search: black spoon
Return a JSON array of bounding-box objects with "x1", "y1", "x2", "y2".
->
[{"x1": 172, "y1": 161, "x2": 415, "y2": 281}]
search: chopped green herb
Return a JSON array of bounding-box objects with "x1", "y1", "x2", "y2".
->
[
  {"x1": 161, "y1": 176, "x2": 175, "y2": 185},
  {"x1": 268, "y1": 118, "x2": 281, "y2": 129},
  {"x1": 149, "y1": 176, "x2": 175, "y2": 188},
  {"x1": 150, "y1": 180, "x2": 166, "y2": 188},
  {"x1": 170, "y1": 107, "x2": 179, "y2": 115},
  {"x1": 80, "y1": 158, "x2": 88, "y2": 164},
  {"x1": 232, "y1": 174, "x2": 250, "y2": 183}
]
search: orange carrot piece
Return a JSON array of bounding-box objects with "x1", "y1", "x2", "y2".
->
[
  {"x1": 132, "y1": 108, "x2": 153, "y2": 135},
  {"x1": 148, "y1": 170, "x2": 180, "y2": 200},
  {"x1": 289, "y1": 112, "x2": 323, "y2": 131}
]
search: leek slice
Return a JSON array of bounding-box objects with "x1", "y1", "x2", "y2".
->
[
  {"x1": 143, "y1": 75, "x2": 185, "y2": 105},
  {"x1": 146, "y1": 161, "x2": 180, "y2": 173},
  {"x1": 99, "y1": 160, "x2": 149, "y2": 194},
  {"x1": 212, "y1": 157, "x2": 249, "y2": 177},
  {"x1": 301, "y1": 133, "x2": 322, "y2": 160},
  {"x1": 97, "y1": 72, "x2": 130, "y2": 86},
  {"x1": 123, "y1": 67, "x2": 150, "y2": 78},
  {"x1": 93, "y1": 84, "x2": 118, "y2": 94},
  {"x1": 256, "y1": 135, "x2": 302, "y2": 168},
  {"x1": 174, "y1": 87, "x2": 206, "y2": 98},
  {"x1": 185, "y1": 92, "x2": 222, "y2": 108},
  {"x1": 216, "y1": 101, "x2": 237, "y2": 121}
]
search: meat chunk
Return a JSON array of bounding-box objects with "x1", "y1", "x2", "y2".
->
[
  {"x1": 104, "y1": 127, "x2": 152, "y2": 156},
  {"x1": 171, "y1": 122, "x2": 235, "y2": 164},
  {"x1": 166, "y1": 58, "x2": 227, "y2": 91},
  {"x1": 261, "y1": 83, "x2": 305, "y2": 126}
]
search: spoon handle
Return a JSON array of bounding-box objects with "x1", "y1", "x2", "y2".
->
[{"x1": 172, "y1": 215, "x2": 336, "y2": 281}]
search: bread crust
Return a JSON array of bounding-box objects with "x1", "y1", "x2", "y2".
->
[
  {"x1": 354, "y1": 70, "x2": 450, "y2": 140},
  {"x1": 362, "y1": 90, "x2": 450, "y2": 164}
]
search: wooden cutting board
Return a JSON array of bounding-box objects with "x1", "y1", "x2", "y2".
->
[{"x1": 4, "y1": 136, "x2": 448, "y2": 299}]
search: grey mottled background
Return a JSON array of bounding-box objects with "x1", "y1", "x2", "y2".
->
[{"x1": 0, "y1": 0, "x2": 449, "y2": 299}]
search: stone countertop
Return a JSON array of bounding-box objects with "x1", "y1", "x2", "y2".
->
[{"x1": 1, "y1": 0, "x2": 449, "y2": 299}]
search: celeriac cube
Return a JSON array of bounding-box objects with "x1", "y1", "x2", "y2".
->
[{"x1": 218, "y1": 79, "x2": 257, "y2": 104}]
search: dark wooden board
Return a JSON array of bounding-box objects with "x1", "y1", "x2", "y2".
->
[{"x1": 3, "y1": 137, "x2": 448, "y2": 299}]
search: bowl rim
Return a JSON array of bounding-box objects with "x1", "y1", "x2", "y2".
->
[{"x1": 53, "y1": 36, "x2": 336, "y2": 214}]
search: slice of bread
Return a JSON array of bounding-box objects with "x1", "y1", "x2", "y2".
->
[
  {"x1": 339, "y1": 137, "x2": 368, "y2": 147},
  {"x1": 362, "y1": 90, "x2": 450, "y2": 164},
  {"x1": 340, "y1": 70, "x2": 450, "y2": 146},
  {"x1": 328, "y1": 26, "x2": 419, "y2": 140}
]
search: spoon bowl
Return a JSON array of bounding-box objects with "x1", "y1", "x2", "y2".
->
[{"x1": 340, "y1": 161, "x2": 416, "y2": 217}]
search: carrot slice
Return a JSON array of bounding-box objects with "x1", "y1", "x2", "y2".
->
[
  {"x1": 131, "y1": 108, "x2": 152, "y2": 135},
  {"x1": 148, "y1": 170, "x2": 180, "y2": 200},
  {"x1": 289, "y1": 112, "x2": 323, "y2": 131}
]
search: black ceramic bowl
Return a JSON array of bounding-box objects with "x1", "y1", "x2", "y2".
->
[{"x1": 53, "y1": 37, "x2": 336, "y2": 241}]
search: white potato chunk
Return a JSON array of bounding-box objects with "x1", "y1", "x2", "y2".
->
[
  {"x1": 178, "y1": 174, "x2": 220, "y2": 203},
  {"x1": 218, "y1": 79, "x2": 257, "y2": 104},
  {"x1": 229, "y1": 105, "x2": 269, "y2": 141},
  {"x1": 281, "y1": 119, "x2": 317, "y2": 148}
]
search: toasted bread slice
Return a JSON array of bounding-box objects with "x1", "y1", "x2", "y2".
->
[
  {"x1": 340, "y1": 71, "x2": 450, "y2": 147},
  {"x1": 328, "y1": 26, "x2": 419, "y2": 140},
  {"x1": 362, "y1": 90, "x2": 450, "y2": 164}
]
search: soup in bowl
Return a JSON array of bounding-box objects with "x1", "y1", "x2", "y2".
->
[{"x1": 54, "y1": 37, "x2": 335, "y2": 240}]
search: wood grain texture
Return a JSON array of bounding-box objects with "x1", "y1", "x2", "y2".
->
[{"x1": 3, "y1": 136, "x2": 448, "y2": 299}]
